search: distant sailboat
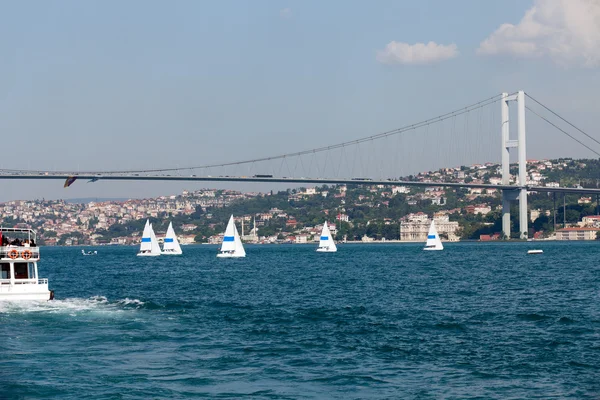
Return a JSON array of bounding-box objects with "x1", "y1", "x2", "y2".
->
[
  {"x1": 316, "y1": 222, "x2": 337, "y2": 252},
  {"x1": 217, "y1": 215, "x2": 246, "y2": 258},
  {"x1": 162, "y1": 222, "x2": 182, "y2": 255},
  {"x1": 137, "y1": 220, "x2": 161, "y2": 256},
  {"x1": 423, "y1": 220, "x2": 443, "y2": 251}
]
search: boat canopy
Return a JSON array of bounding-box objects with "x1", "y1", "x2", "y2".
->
[{"x1": 0, "y1": 227, "x2": 37, "y2": 240}]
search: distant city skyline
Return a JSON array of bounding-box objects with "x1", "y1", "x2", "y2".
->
[{"x1": 1, "y1": 0, "x2": 599, "y2": 201}]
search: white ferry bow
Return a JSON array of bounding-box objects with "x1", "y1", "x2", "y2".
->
[{"x1": 0, "y1": 228, "x2": 53, "y2": 301}]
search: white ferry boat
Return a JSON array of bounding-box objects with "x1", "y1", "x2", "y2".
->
[{"x1": 0, "y1": 228, "x2": 53, "y2": 301}]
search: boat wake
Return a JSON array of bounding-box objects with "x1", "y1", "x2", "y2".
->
[{"x1": 0, "y1": 295, "x2": 146, "y2": 314}]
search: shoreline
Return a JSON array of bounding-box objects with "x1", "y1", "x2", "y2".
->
[{"x1": 46, "y1": 239, "x2": 578, "y2": 247}]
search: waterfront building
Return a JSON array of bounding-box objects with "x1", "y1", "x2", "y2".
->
[
  {"x1": 581, "y1": 215, "x2": 600, "y2": 228},
  {"x1": 400, "y1": 215, "x2": 459, "y2": 242},
  {"x1": 555, "y1": 227, "x2": 599, "y2": 241}
]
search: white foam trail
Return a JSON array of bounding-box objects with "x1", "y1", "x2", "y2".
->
[
  {"x1": 0, "y1": 295, "x2": 145, "y2": 315},
  {"x1": 117, "y1": 298, "x2": 145, "y2": 307}
]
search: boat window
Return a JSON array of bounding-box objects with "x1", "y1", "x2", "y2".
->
[
  {"x1": 28, "y1": 262, "x2": 36, "y2": 279},
  {"x1": 1, "y1": 263, "x2": 9, "y2": 279},
  {"x1": 14, "y1": 263, "x2": 28, "y2": 279}
]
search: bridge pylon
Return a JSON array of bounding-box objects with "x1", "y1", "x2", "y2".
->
[{"x1": 501, "y1": 90, "x2": 528, "y2": 240}]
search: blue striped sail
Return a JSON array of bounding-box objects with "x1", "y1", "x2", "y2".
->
[
  {"x1": 162, "y1": 222, "x2": 182, "y2": 255},
  {"x1": 217, "y1": 215, "x2": 246, "y2": 257},
  {"x1": 424, "y1": 220, "x2": 444, "y2": 251},
  {"x1": 317, "y1": 221, "x2": 337, "y2": 252}
]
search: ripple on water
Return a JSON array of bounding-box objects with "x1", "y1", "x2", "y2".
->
[{"x1": 516, "y1": 312, "x2": 554, "y2": 322}]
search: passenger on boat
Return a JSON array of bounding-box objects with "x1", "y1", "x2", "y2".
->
[{"x1": 1, "y1": 236, "x2": 8, "y2": 246}]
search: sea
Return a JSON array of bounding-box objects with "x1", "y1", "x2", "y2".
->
[{"x1": 0, "y1": 242, "x2": 598, "y2": 399}]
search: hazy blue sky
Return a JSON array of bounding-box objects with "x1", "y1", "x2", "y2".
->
[{"x1": 1, "y1": 0, "x2": 599, "y2": 201}]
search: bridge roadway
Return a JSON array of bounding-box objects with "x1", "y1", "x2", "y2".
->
[{"x1": 2, "y1": 173, "x2": 600, "y2": 194}]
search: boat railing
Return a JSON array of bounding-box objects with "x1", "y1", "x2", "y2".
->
[
  {"x1": 0, "y1": 246, "x2": 40, "y2": 260},
  {"x1": 0, "y1": 278, "x2": 44, "y2": 285}
]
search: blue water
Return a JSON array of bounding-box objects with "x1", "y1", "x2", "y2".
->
[{"x1": 1, "y1": 242, "x2": 599, "y2": 399}]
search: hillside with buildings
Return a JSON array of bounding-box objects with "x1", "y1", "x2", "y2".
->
[{"x1": 2, "y1": 158, "x2": 600, "y2": 245}]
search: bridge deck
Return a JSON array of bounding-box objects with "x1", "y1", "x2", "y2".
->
[{"x1": 1, "y1": 174, "x2": 600, "y2": 194}]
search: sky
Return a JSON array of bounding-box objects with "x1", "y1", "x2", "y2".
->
[{"x1": 1, "y1": 0, "x2": 599, "y2": 201}]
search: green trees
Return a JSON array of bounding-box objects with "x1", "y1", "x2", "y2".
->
[{"x1": 532, "y1": 215, "x2": 551, "y2": 232}]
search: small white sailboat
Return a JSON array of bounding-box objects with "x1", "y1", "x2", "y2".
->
[
  {"x1": 137, "y1": 220, "x2": 161, "y2": 257},
  {"x1": 316, "y1": 222, "x2": 337, "y2": 252},
  {"x1": 162, "y1": 222, "x2": 182, "y2": 255},
  {"x1": 81, "y1": 249, "x2": 97, "y2": 256},
  {"x1": 423, "y1": 220, "x2": 444, "y2": 251},
  {"x1": 217, "y1": 215, "x2": 246, "y2": 258}
]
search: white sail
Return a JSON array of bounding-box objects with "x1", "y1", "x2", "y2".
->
[
  {"x1": 316, "y1": 222, "x2": 337, "y2": 252},
  {"x1": 137, "y1": 220, "x2": 153, "y2": 254},
  {"x1": 138, "y1": 220, "x2": 161, "y2": 256},
  {"x1": 162, "y1": 222, "x2": 182, "y2": 255},
  {"x1": 217, "y1": 215, "x2": 246, "y2": 258},
  {"x1": 149, "y1": 224, "x2": 161, "y2": 255},
  {"x1": 423, "y1": 220, "x2": 444, "y2": 251}
]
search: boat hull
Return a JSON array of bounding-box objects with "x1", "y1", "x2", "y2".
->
[
  {"x1": 161, "y1": 250, "x2": 182, "y2": 255},
  {"x1": 137, "y1": 253, "x2": 161, "y2": 257},
  {"x1": 423, "y1": 247, "x2": 443, "y2": 251},
  {"x1": 527, "y1": 250, "x2": 543, "y2": 254},
  {"x1": 0, "y1": 284, "x2": 52, "y2": 301},
  {"x1": 316, "y1": 248, "x2": 337, "y2": 252},
  {"x1": 216, "y1": 253, "x2": 245, "y2": 258}
]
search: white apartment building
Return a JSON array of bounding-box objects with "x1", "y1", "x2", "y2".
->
[
  {"x1": 556, "y1": 227, "x2": 598, "y2": 241},
  {"x1": 392, "y1": 186, "x2": 410, "y2": 194}
]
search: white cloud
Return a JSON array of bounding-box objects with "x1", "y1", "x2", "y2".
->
[
  {"x1": 477, "y1": 0, "x2": 600, "y2": 67},
  {"x1": 280, "y1": 8, "x2": 292, "y2": 19},
  {"x1": 376, "y1": 41, "x2": 458, "y2": 65}
]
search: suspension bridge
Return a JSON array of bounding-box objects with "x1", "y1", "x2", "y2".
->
[{"x1": 2, "y1": 90, "x2": 600, "y2": 239}]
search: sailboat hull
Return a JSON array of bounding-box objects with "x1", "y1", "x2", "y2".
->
[
  {"x1": 137, "y1": 252, "x2": 161, "y2": 257},
  {"x1": 316, "y1": 248, "x2": 337, "y2": 252},
  {"x1": 423, "y1": 247, "x2": 443, "y2": 251},
  {"x1": 216, "y1": 253, "x2": 245, "y2": 258},
  {"x1": 161, "y1": 250, "x2": 182, "y2": 255}
]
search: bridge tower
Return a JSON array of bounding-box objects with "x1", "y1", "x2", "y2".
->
[{"x1": 501, "y1": 91, "x2": 528, "y2": 239}]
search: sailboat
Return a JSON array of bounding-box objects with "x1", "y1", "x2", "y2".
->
[
  {"x1": 162, "y1": 222, "x2": 182, "y2": 255},
  {"x1": 316, "y1": 222, "x2": 337, "y2": 252},
  {"x1": 137, "y1": 220, "x2": 161, "y2": 256},
  {"x1": 423, "y1": 220, "x2": 444, "y2": 251},
  {"x1": 217, "y1": 215, "x2": 246, "y2": 258}
]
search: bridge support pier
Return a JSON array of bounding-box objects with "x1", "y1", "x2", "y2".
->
[
  {"x1": 502, "y1": 190, "x2": 518, "y2": 239},
  {"x1": 501, "y1": 90, "x2": 528, "y2": 240},
  {"x1": 502, "y1": 194, "x2": 510, "y2": 239},
  {"x1": 519, "y1": 189, "x2": 528, "y2": 239}
]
